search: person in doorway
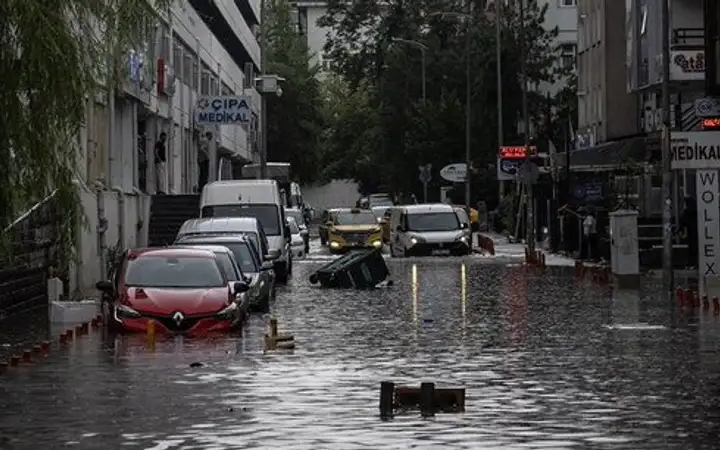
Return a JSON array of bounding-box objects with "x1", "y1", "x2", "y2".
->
[
  {"x1": 582, "y1": 207, "x2": 598, "y2": 261},
  {"x1": 679, "y1": 196, "x2": 698, "y2": 269},
  {"x1": 154, "y1": 132, "x2": 168, "y2": 194}
]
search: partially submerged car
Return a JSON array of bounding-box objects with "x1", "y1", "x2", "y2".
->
[{"x1": 96, "y1": 247, "x2": 250, "y2": 335}]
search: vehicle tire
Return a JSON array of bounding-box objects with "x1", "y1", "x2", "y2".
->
[
  {"x1": 309, "y1": 273, "x2": 319, "y2": 284},
  {"x1": 275, "y1": 262, "x2": 289, "y2": 283}
]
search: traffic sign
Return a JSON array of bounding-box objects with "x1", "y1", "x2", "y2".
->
[
  {"x1": 497, "y1": 158, "x2": 520, "y2": 181},
  {"x1": 695, "y1": 97, "x2": 720, "y2": 117},
  {"x1": 195, "y1": 95, "x2": 252, "y2": 125}
]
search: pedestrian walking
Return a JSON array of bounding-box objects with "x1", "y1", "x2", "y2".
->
[
  {"x1": 679, "y1": 196, "x2": 698, "y2": 268},
  {"x1": 582, "y1": 207, "x2": 598, "y2": 261},
  {"x1": 154, "y1": 132, "x2": 168, "y2": 194}
]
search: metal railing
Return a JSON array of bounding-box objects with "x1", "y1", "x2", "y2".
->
[{"x1": 2, "y1": 189, "x2": 59, "y2": 234}]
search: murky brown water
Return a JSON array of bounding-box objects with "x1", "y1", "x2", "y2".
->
[{"x1": 1, "y1": 254, "x2": 719, "y2": 449}]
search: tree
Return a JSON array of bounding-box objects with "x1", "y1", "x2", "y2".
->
[
  {"x1": 319, "y1": 0, "x2": 563, "y2": 202},
  {"x1": 265, "y1": 0, "x2": 325, "y2": 184},
  {"x1": 0, "y1": 0, "x2": 171, "y2": 257}
]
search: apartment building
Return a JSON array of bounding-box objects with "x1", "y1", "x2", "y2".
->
[
  {"x1": 72, "y1": 0, "x2": 262, "y2": 294},
  {"x1": 537, "y1": 0, "x2": 579, "y2": 96}
]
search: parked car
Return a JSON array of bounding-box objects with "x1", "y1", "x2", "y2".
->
[
  {"x1": 285, "y1": 207, "x2": 310, "y2": 253},
  {"x1": 319, "y1": 208, "x2": 341, "y2": 246},
  {"x1": 95, "y1": 247, "x2": 250, "y2": 335},
  {"x1": 325, "y1": 208, "x2": 383, "y2": 254},
  {"x1": 389, "y1": 204, "x2": 470, "y2": 257},
  {"x1": 287, "y1": 217, "x2": 306, "y2": 258},
  {"x1": 172, "y1": 235, "x2": 276, "y2": 312},
  {"x1": 176, "y1": 217, "x2": 270, "y2": 266}
]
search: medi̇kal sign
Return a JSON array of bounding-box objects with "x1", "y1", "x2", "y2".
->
[
  {"x1": 670, "y1": 131, "x2": 720, "y2": 170},
  {"x1": 195, "y1": 95, "x2": 252, "y2": 125}
]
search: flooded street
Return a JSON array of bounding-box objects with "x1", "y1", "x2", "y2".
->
[{"x1": 1, "y1": 247, "x2": 720, "y2": 449}]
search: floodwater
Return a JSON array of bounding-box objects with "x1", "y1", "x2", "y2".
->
[{"x1": 1, "y1": 248, "x2": 720, "y2": 449}]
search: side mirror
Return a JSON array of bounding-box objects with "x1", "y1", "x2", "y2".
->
[
  {"x1": 233, "y1": 281, "x2": 249, "y2": 293},
  {"x1": 261, "y1": 261, "x2": 274, "y2": 270},
  {"x1": 95, "y1": 280, "x2": 113, "y2": 292}
]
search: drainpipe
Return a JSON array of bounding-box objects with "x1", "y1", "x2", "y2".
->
[
  {"x1": 72, "y1": 178, "x2": 84, "y2": 298},
  {"x1": 111, "y1": 186, "x2": 126, "y2": 251},
  {"x1": 94, "y1": 179, "x2": 108, "y2": 280},
  {"x1": 167, "y1": 9, "x2": 175, "y2": 194}
]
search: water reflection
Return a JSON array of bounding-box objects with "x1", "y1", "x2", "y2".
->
[
  {"x1": 411, "y1": 263, "x2": 418, "y2": 326},
  {"x1": 460, "y1": 263, "x2": 467, "y2": 330}
]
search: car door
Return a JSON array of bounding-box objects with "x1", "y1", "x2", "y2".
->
[{"x1": 247, "y1": 241, "x2": 272, "y2": 299}]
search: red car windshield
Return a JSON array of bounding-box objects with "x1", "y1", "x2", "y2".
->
[{"x1": 124, "y1": 255, "x2": 225, "y2": 288}]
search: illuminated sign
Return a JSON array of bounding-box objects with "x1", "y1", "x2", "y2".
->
[
  {"x1": 702, "y1": 118, "x2": 720, "y2": 130},
  {"x1": 498, "y1": 146, "x2": 538, "y2": 159}
]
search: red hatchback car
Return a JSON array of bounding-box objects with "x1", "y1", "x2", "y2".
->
[{"x1": 96, "y1": 247, "x2": 250, "y2": 335}]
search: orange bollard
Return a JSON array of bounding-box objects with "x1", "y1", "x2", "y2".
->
[
  {"x1": 81, "y1": 322, "x2": 89, "y2": 333},
  {"x1": 59, "y1": 333, "x2": 67, "y2": 343},
  {"x1": 75, "y1": 325, "x2": 84, "y2": 335},
  {"x1": 65, "y1": 329, "x2": 74, "y2": 339},
  {"x1": 22, "y1": 350, "x2": 31, "y2": 362},
  {"x1": 91, "y1": 319, "x2": 99, "y2": 329},
  {"x1": 702, "y1": 296, "x2": 709, "y2": 310},
  {"x1": 676, "y1": 287, "x2": 684, "y2": 306},
  {"x1": 0, "y1": 361, "x2": 8, "y2": 371},
  {"x1": 714, "y1": 298, "x2": 720, "y2": 315},
  {"x1": 9, "y1": 356, "x2": 20, "y2": 367},
  {"x1": 684, "y1": 289, "x2": 694, "y2": 309},
  {"x1": 32, "y1": 345, "x2": 42, "y2": 354},
  {"x1": 41, "y1": 341, "x2": 50, "y2": 351}
]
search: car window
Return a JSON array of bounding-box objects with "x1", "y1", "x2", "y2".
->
[
  {"x1": 219, "y1": 242, "x2": 259, "y2": 273},
  {"x1": 124, "y1": 255, "x2": 225, "y2": 288},
  {"x1": 214, "y1": 252, "x2": 241, "y2": 280},
  {"x1": 335, "y1": 211, "x2": 377, "y2": 225}
]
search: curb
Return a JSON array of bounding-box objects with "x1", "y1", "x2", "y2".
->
[{"x1": 0, "y1": 315, "x2": 104, "y2": 374}]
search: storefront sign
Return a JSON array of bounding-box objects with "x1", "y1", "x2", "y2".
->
[
  {"x1": 670, "y1": 131, "x2": 720, "y2": 170},
  {"x1": 696, "y1": 169, "x2": 720, "y2": 295},
  {"x1": 670, "y1": 50, "x2": 705, "y2": 82},
  {"x1": 498, "y1": 146, "x2": 537, "y2": 159}
]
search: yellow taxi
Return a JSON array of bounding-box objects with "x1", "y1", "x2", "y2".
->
[{"x1": 326, "y1": 208, "x2": 384, "y2": 253}]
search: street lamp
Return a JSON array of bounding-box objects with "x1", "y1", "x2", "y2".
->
[
  {"x1": 256, "y1": 74, "x2": 286, "y2": 180},
  {"x1": 428, "y1": 8, "x2": 472, "y2": 207},
  {"x1": 390, "y1": 38, "x2": 428, "y2": 105}
]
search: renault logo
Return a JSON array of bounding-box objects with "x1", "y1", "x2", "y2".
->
[{"x1": 172, "y1": 312, "x2": 184, "y2": 325}]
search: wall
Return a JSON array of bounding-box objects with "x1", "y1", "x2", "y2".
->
[
  {"x1": 538, "y1": 0, "x2": 578, "y2": 96},
  {"x1": 301, "y1": 180, "x2": 360, "y2": 214},
  {"x1": 306, "y1": 6, "x2": 329, "y2": 65},
  {"x1": 70, "y1": 186, "x2": 150, "y2": 298}
]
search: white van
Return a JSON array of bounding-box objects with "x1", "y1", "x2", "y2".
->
[
  {"x1": 200, "y1": 180, "x2": 292, "y2": 282},
  {"x1": 389, "y1": 204, "x2": 470, "y2": 257}
]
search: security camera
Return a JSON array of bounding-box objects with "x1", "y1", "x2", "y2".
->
[{"x1": 276, "y1": 86, "x2": 283, "y2": 97}]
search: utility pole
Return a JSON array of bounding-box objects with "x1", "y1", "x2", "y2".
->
[
  {"x1": 496, "y1": 0, "x2": 504, "y2": 199},
  {"x1": 259, "y1": 0, "x2": 268, "y2": 179},
  {"x1": 520, "y1": 0, "x2": 534, "y2": 252},
  {"x1": 464, "y1": 0, "x2": 472, "y2": 208},
  {"x1": 661, "y1": 0, "x2": 673, "y2": 291}
]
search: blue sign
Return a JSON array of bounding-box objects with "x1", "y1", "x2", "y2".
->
[{"x1": 196, "y1": 95, "x2": 252, "y2": 125}]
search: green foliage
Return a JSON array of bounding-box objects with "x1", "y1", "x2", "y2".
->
[
  {"x1": 318, "y1": 0, "x2": 573, "y2": 202},
  {"x1": 0, "y1": 0, "x2": 171, "y2": 260},
  {"x1": 265, "y1": 0, "x2": 325, "y2": 184}
]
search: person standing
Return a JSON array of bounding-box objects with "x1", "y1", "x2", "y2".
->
[
  {"x1": 680, "y1": 196, "x2": 698, "y2": 269},
  {"x1": 582, "y1": 208, "x2": 598, "y2": 261},
  {"x1": 154, "y1": 132, "x2": 167, "y2": 194}
]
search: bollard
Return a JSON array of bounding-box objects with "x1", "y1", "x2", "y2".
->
[
  {"x1": 540, "y1": 252, "x2": 546, "y2": 270},
  {"x1": 703, "y1": 296, "x2": 710, "y2": 310},
  {"x1": 0, "y1": 361, "x2": 7, "y2": 372},
  {"x1": 59, "y1": 333, "x2": 67, "y2": 343},
  {"x1": 146, "y1": 320, "x2": 156, "y2": 346},
  {"x1": 269, "y1": 318, "x2": 278, "y2": 338},
  {"x1": 91, "y1": 319, "x2": 99, "y2": 329},
  {"x1": 22, "y1": 350, "x2": 31, "y2": 362},
  {"x1": 684, "y1": 289, "x2": 693, "y2": 309},
  {"x1": 10, "y1": 356, "x2": 20, "y2": 367},
  {"x1": 65, "y1": 329, "x2": 74, "y2": 339},
  {"x1": 41, "y1": 341, "x2": 50, "y2": 351},
  {"x1": 714, "y1": 298, "x2": 720, "y2": 315},
  {"x1": 420, "y1": 382, "x2": 436, "y2": 417},
  {"x1": 676, "y1": 287, "x2": 684, "y2": 307},
  {"x1": 81, "y1": 322, "x2": 89, "y2": 333},
  {"x1": 379, "y1": 381, "x2": 395, "y2": 418},
  {"x1": 32, "y1": 345, "x2": 42, "y2": 354},
  {"x1": 75, "y1": 325, "x2": 84, "y2": 335}
]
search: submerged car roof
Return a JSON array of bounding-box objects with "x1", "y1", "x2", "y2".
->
[
  {"x1": 175, "y1": 234, "x2": 252, "y2": 244},
  {"x1": 178, "y1": 217, "x2": 261, "y2": 235}
]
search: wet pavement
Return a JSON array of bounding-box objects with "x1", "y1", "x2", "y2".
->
[{"x1": 1, "y1": 241, "x2": 720, "y2": 449}]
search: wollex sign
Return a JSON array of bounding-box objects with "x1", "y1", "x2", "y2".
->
[{"x1": 696, "y1": 169, "x2": 720, "y2": 296}]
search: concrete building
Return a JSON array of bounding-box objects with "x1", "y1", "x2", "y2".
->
[
  {"x1": 537, "y1": 0, "x2": 579, "y2": 96},
  {"x1": 71, "y1": 0, "x2": 262, "y2": 295},
  {"x1": 293, "y1": 1, "x2": 331, "y2": 71}
]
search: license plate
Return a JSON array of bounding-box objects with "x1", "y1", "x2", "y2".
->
[{"x1": 432, "y1": 249, "x2": 451, "y2": 256}]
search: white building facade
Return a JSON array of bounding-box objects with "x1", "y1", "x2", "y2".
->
[{"x1": 71, "y1": 0, "x2": 262, "y2": 296}]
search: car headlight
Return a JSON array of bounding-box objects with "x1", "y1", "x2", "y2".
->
[
  {"x1": 458, "y1": 236, "x2": 469, "y2": 243},
  {"x1": 377, "y1": 217, "x2": 382, "y2": 223},
  {"x1": 372, "y1": 240, "x2": 382, "y2": 248},
  {"x1": 330, "y1": 241, "x2": 340, "y2": 248},
  {"x1": 410, "y1": 237, "x2": 418, "y2": 245},
  {"x1": 215, "y1": 302, "x2": 238, "y2": 320},
  {"x1": 115, "y1": 304, "x2": 141, "y2": 319}
]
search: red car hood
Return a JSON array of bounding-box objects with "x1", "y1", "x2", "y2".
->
[{"x1": 125, "y1": 287, "x2": 230, "y2": 315}]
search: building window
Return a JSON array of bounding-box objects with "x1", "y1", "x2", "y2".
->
[
  {"x1": 320, "y1": 53, "x2": 334, "y2": 71},
  {"x1": 560, "y1": 43, "x2": 577, "y2": 69},
  {"x1": 172, "y1": 44, "x2": 183, "y2": 81},
  {"x1": 559, "y1": 0, "x2": 576, "y2": 6},
  {"x1": 221, "y1": 82, "x2": 232, "y2": 96}
]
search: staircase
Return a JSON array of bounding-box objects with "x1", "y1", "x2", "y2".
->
[{"x1": 148, "y1": 195, "x2": 201, "y2": 247}]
